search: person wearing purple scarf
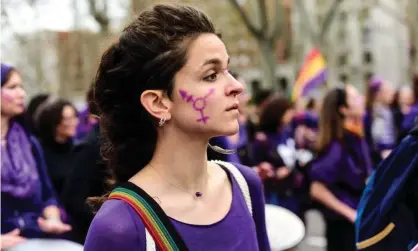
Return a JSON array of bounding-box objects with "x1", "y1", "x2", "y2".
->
[{"x1": 1, "y1": 63, "x2": 82, "y2": 251}]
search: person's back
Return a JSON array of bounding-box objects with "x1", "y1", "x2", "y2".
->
[{"x1": 355, "y1": 122, "x2": 418, "y2": 250}]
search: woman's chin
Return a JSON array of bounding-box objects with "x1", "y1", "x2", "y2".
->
[{"x1": 217, "y1": 121, "x2": 240, "y2": 136}]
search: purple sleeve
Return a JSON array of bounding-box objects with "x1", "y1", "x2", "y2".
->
[
  {"x1": 84, "y1": 200, "x2": 145, "y2": 251},
  {"x1": 235, "y1": 164, "x2": 271, "y2": 251},
  {"x1": 30, "y1": 136, "x2": 59, "y2": 208},
  {"x1": 310, "y1": 142, "x2": 343, "y2": 185}
]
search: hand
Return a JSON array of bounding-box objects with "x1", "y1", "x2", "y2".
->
[
  {"x1": 1, "y1": 229, "x2": 26, "y2": 249},
  {"x1": 346, "y1": 209, "x2": 357, "y2": 223},
  {"x1": 253, "y1": 162, "x2": 274, "y2": 181},
  {"x1": 38, "y1": 217, "x2": 72, "y2": 234},
  {"x1": 304, "y1": 129, "x2": 317, "y2": 142},
  {"x1": 255, "y1": 132, "x2": 267, "y2": 142},
  {"x1": 276, "y1": 167, "x2": 291, "y2": 180}
]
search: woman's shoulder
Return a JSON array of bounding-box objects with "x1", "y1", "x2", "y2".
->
[
  {"x1": 84, "y1": 199, "x2": 145, "y2": 251},
  {"x1": 310, "y1": 141, "x2": 344, "y2": 166},
  {"x1": 218, "y1": 162, "x2": 263, "y2": 200},
  {"x1": 231, "y1": 163, "x2": 261, "y2": 187}
]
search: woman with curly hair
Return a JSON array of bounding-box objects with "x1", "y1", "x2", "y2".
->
[{"x1": 84, "y1": 4, "x2": 270, "y2": 251}]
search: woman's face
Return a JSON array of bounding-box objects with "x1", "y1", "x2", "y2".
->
[
  {"x1": 56, "y1": 105, "x2": 79, "y2": 139},
  {"x1": 377, "y1": 82, "x2": 394, "y2": 105},
  {"x1": 168, "y1": 33, "x2": 244, "y2": 137},
  {"x1": 1, "y1": 71, "x2": 26, "y2": 117},
  {"x1": 398, "y1": 87, "x2": 414, "y2": 107},
  {"x1": 345, "y1": 84, "x2": 365, "y2": 117}
]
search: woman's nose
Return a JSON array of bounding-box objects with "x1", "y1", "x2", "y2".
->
[{"x1": 225, "y1": 71, "x2": 244, "y2": 97}]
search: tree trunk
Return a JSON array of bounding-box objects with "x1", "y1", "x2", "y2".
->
[{"x1": 258, "y1": 39, "x2": 278, "y2": 91}]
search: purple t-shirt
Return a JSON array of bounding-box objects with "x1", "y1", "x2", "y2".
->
[
  {"x1": 84, "y1": 164, "x2": 270, "y2": 251},
  {"x1": 310, "y1": 131, "x2": 372, "y2": 219}
]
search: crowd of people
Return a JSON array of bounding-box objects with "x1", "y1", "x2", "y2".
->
[{"x1": 1, "y1": 3, "x2": 418, "y2": 251}]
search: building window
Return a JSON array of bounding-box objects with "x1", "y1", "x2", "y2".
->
[
  {"x1": 338, "y1": 54, "x2": 348, "y2": 66},
  {"x1": 278, "y1": 77, "x2": 289, "y2": 92},
  {"x1": 339, "y1": 74, "x2": 348, "y2": 83},
  {"x1": 364, "y1": 51, "x2": 373, "y2": 64}
]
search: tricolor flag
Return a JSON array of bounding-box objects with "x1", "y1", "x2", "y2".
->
[{"x1": 292, "y1": 48, "x2": 327, "y2": 102}]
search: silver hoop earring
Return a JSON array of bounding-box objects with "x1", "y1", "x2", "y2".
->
[{"x1": 158, "y1": 117, "x2": 166, "y2": 127}]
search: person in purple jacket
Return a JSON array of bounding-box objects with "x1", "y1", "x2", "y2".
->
[
  {"x1": 84, "y1": 4, "x2": 270, "y2": 251},
  {"x1": 1, "y1": 63, "x2": 82, "y2": 251},
  {"x1": 310, "y1": 85, "x2": 373, "y2": 251},
  {"x1": 252, "y1": 96, "x2": 305, "y2": 217}
]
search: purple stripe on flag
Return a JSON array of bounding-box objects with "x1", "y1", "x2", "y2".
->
[{"x1": 300, "y1": 70, "x2": 327, "y2": 97}]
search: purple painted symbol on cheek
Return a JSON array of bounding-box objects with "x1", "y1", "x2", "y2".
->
[{"x1": 179, "y1": 88, "x2": 215, "y2": 124}]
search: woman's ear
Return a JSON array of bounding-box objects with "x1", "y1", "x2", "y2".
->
[
  {"x1": 339, "y1": 106, "x2": 348, "y2": 118},
  {"x1": 140, "y1": 90, "x2": 172, "y2": 121}
]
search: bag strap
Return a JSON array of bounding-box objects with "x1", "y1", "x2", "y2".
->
[
  {"x1": 108, "y1": 182, "x2": 188, "y2": 251},
  {"x1": 210, "y1": 160, "x2": 253, "y2": 216}
]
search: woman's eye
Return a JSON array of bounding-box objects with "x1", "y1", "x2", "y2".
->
[{"x1": 204, "y1": 73, "x2": 218, "y2": 82}]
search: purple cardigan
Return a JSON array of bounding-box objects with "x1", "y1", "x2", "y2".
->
[{"x1": 84, "y1": 163, "x2": 271, "y2": 251}]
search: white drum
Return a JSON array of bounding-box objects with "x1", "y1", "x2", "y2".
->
[
  {"x1": 7, "y1": 239, "x2": 83, "y2": 251},
  {"x1": 265, "y1": 204, "x2": 306, "y2": 251}
]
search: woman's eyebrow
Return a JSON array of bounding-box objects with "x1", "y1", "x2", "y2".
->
[{"x1": 200, "y1": 57, "x2": 230, "y2": 69}]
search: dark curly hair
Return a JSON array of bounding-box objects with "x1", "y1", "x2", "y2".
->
[
  {"x1": 88, "y1": 4, "x2": 218, "y2": 209},
  {"x1": 36, "y1": 98, "x2": 78, "y2": 145},
  {"x1": 259, "y1": 96, "x2": 293, "y2": 134}
]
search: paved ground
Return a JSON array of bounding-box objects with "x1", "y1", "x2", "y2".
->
[{"x1": 297, "y1": 210, "x2": 326, "y2": 251}]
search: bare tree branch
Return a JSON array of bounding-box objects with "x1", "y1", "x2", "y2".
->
[
  {"x1": 229, "y1": 0, "x2": 263, "y2": 38},
  {"x1": 294, "y1": 0, "x2": 319, "y2": 46},
  {"x1": 319, "y1": 0, "x2": 343, "y2": 39},
  {"x1": 376, "y1": 0, "x2": 418, "y2": 39},
  {"x1": 267, "y1": 0, "x2": 284, "y2": 40},
  {"x1": 88, "y1": 0, "x2": 110, "y2": 34},
  {"x1": 259, "y1": 0, "x2": 268, "y2": 31},
  {"x1": 376, "y1": 1, "x2": 406, "y2": 24}
]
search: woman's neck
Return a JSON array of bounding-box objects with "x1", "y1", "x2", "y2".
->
[
  {"x1": 148, "y1": 126, "x2": 209, "y2": 192},
  {"x1": 1, "y1": 115, "x2": 10, "y2": 139},
  {"x1": 345, "y1": 116, "x2": 362, "y2": 125}
]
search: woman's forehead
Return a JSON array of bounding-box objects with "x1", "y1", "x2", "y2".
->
[{"x1": 183, "y1": 34, "x2": 228, "y2": 70}]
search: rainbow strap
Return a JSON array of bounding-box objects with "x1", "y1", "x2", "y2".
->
[{"x1": 108, "y1": 182, "x2": 188, "y2": 251}]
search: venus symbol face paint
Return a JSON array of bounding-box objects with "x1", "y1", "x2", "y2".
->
[{"x1": 179, "y1": 88, "x2": 215, "y2": 124}]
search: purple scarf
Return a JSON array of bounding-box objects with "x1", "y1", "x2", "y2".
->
[{"x1": 1, "y1": 122, "x2": 39, "y2": 198}]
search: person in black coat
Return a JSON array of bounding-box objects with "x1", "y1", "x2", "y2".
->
[
  {"x1": 61, "y1": 124, "x2": 106, "y2": 244},
  {"x1": 61, "y1": 87, "x2": 106, "y2": 244}
]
